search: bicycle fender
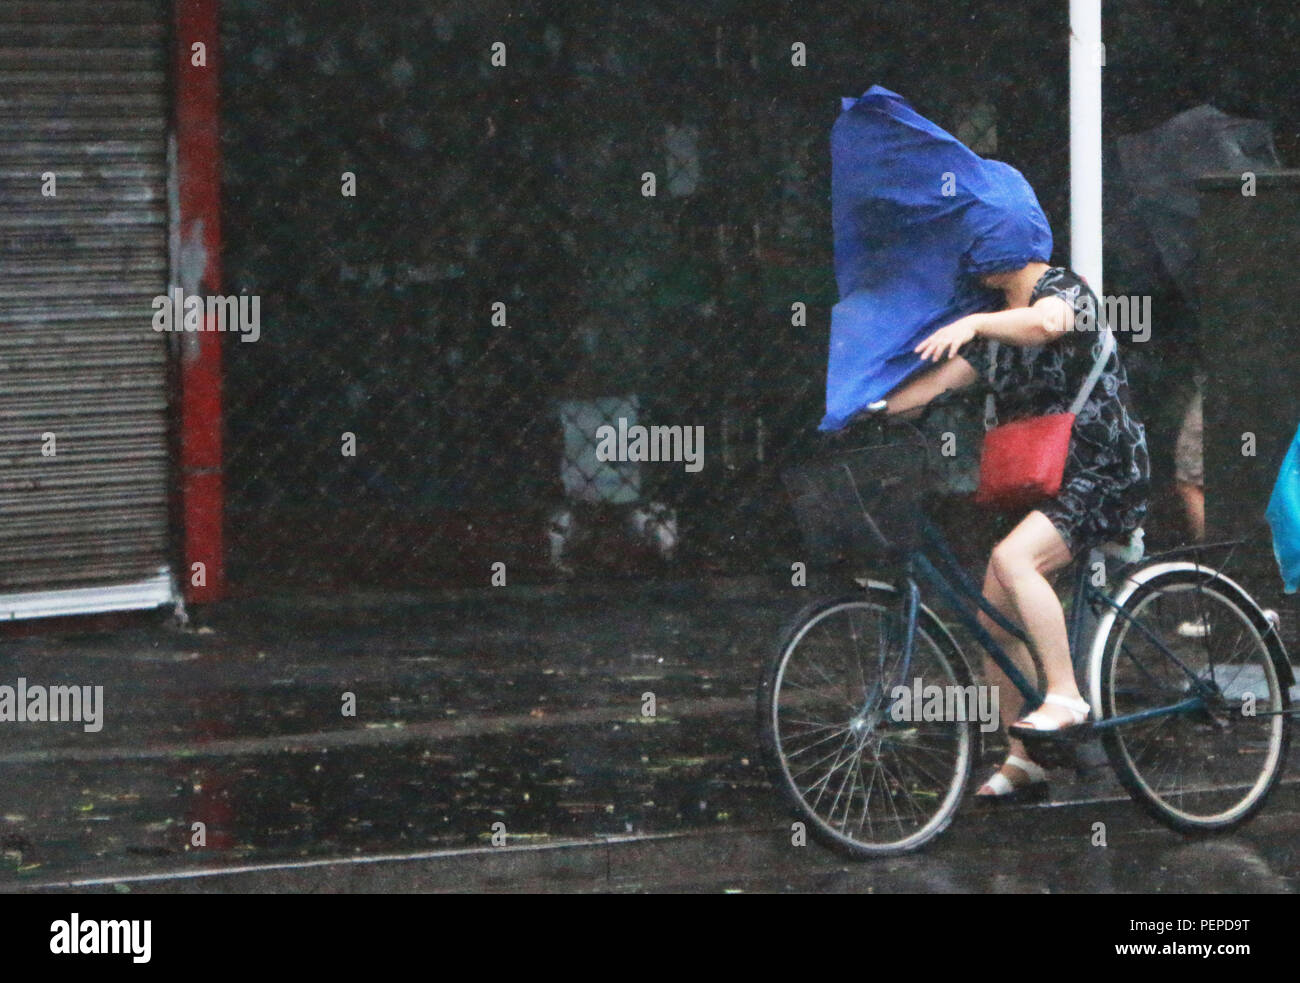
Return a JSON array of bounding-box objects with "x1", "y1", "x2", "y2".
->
[{"x1": 1085, "y1": 560, "x2": 1293, "y2": 715}]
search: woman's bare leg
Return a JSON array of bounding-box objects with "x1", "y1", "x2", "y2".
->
[
  {"x1": 1177, "y1": 480, "x2": 1205, "y2": 542},
  {"x1": 974, "y1": 563, "x2": 1040, "y2": 792},
  {"x1": 990, "y1": 510, "x2": 1081, "y2": 726}
]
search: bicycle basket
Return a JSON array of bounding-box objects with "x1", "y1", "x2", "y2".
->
[{"x1": 783, "y1": 435, "x2": 932, "y2": 566}]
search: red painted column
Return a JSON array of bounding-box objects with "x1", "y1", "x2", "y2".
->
[{"x1": 173, "y1": 0, "x2": 225, "y2": 602}]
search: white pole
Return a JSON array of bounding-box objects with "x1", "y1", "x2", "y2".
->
[{"x1": 1069, "y1": 0, "x2": 1103, "y2": 296}]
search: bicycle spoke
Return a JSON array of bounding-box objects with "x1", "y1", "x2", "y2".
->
[
  {"x1": 831, "y1": 745, "x2": 865, "y2": 832},
  {"x1": 880, "y1": 753, "x2": 930, "y2": 821},
  {"x1": 782, "y1": 724, "x2": 852, "y2": 761},
  {"x1": 791, "y1": 732, "x2": 855, "y2": 785},
  {"x1": 782, "y1": 717, "x2": 848, "y2": 735},
  {"x1": 847, "y1": 607, "x2": 870, "y2": 702},
  {"x1": 883, "y1": 748, "x2": 946, "y2": 800}
]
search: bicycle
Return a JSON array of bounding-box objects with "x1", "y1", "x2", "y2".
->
[{"x1": 758, "y1": 398, "x2": 1293, "y2": 857}]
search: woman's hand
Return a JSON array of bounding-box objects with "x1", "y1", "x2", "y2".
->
[{"x1": 915, "y1": 314, "x2": 983, "y2": 362}]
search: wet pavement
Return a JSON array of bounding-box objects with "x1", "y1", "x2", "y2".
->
[{"x1": 1, "y1": 568, "x2": 1298, "y2": 893}]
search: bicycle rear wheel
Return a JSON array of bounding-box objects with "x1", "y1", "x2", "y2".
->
[
  {"x1": 758, "y1": 586, "x2": 977, "y2": 857},
  {"x1": 1094, "y1": 566, "x2": 1291, "y2": 832}
]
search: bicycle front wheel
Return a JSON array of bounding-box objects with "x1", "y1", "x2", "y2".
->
[
  {"x1": 1095, "y1": 566, "x2": 1291, "y2": 833},
  {"x1": 757, "y1": 587, "x2": 977, "y2": 857}
]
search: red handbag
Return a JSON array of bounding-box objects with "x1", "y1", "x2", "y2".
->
[
  {"x1": 974, "y1": 412, "x2": 1075, "y2": 509},
  {"x1": 975, "y1": 330, "x2": 1115, "y2": 511}
]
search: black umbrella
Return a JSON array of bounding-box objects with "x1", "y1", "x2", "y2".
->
[{"x1": 1114, "y1": 104, "x2": 1280, "y2": 308}]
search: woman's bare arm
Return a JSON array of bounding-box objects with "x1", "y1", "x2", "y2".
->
[
  {"x1": 884, "y1": 355, "x2": 977, "y2": 416},
  {"x1": 970, "y1": 295, "x2": 1073, "y2": 346},
  {"x1": 914, "y1": 295, "x2": 1074, "y2": 362}
]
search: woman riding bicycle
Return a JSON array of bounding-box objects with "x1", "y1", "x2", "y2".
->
[
  {"x1": 768, "y1": 88, "x2": 1280, "y2": 855},
  {"x1": 881, "y1": 262, "x2": 1151, "y2": 798}
]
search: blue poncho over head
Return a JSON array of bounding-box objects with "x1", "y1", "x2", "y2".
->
[{"x1": 820, "y1": 86, "x2": 1054, "y2": 431}]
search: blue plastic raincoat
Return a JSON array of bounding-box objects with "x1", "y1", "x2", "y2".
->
[{"x1": 820, "y1": 86, "x2": 1054, "y2": 431}]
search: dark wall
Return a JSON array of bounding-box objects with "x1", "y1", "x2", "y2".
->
[
  {"x1": 1198, "y1": 171, "x2": 1300, "y2": 543},
  {"x1": 216, "y1": 0, "x2": 1299, "y2": 585}
]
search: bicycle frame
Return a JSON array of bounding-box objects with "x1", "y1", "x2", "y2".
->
[{"x1": 884, "y1": 511, "x2": 1216, "y2": 730}]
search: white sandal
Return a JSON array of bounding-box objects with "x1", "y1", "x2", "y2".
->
[
  {"x1": 1009, "y1": 693, "x2": 1091, "y2": 736},
  {"x1": 975, "y1": 754, "x2": 1047, "y2": 798}
]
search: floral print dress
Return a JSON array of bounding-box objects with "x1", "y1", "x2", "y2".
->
[{"x1": 961, "y1": 267, "x2": 1151, "y2": 555}]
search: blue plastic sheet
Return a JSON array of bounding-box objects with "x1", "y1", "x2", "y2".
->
[
  {"x1": 820, "y1": 86, "x2": 1054, "y2": 431},
  {"x1": 1266, "y1": 424, "x2": 1300, "y2": 594}
]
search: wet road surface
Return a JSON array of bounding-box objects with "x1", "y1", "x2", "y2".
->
[
  {"x1": 1, "y1": 570, "x2": 1297, "y2": 892},
  {"x1": 22, "y1": 783, "x2": 1300, "y2": 893}
]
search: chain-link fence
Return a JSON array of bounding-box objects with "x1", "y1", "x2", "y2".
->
[{"x1": 217, "y1": 0, "x2": 1298, "y2": 589}]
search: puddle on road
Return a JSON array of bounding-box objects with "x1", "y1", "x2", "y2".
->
[{"x1": 0, "y1": 710, "x2": 779, "y2": 884}]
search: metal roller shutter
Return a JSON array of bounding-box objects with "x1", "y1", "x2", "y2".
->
[{"x1": 0, "y1": 0, "x2": 175, "y2": 619}]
